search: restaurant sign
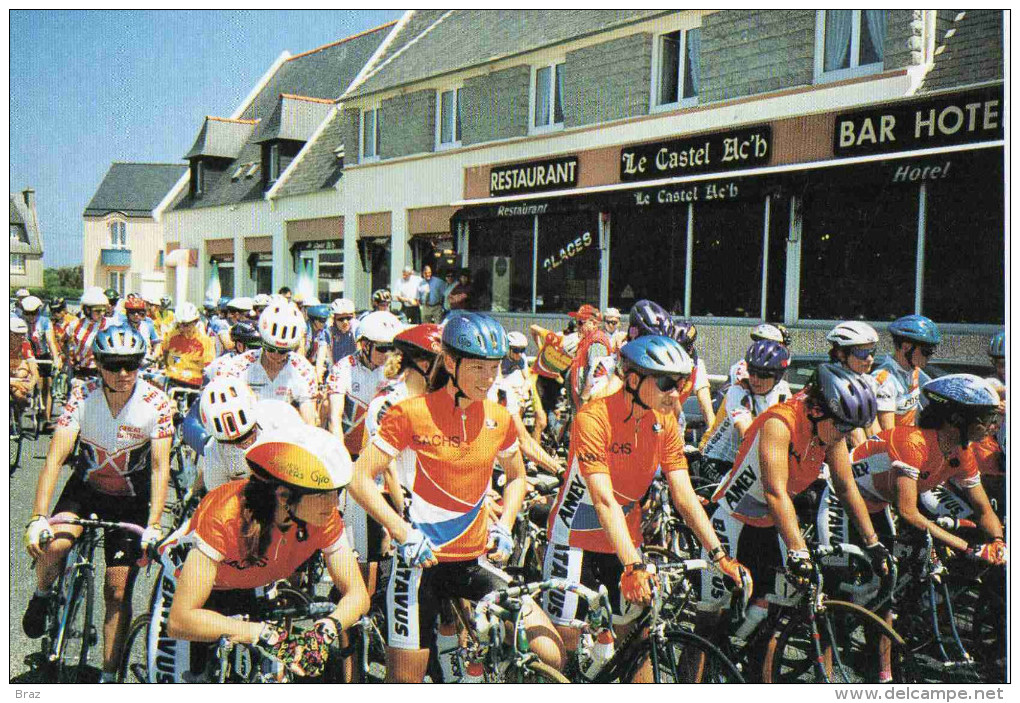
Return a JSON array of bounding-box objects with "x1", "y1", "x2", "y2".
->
[
  {"x1": 489, "y1": 156, "x2": 578, "y2": 197},
  {"x1": 620, "y1": 125, "x2": 772, "y2": 182}
]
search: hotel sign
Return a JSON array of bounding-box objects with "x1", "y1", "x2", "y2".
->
[
  {"x1": 489, "y1": 156, "x2": 579, "y2": 196},
  {"x1": 620, "y1": 125, "x2": 772, "y2": 182}
]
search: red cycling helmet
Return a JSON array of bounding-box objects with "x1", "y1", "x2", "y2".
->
[
  {"x1": 394, "y1": 323, "x2": 442, "y2": 358},
  {"x1": 124, "y1": 295, "x2": 147, "y2": 312}
]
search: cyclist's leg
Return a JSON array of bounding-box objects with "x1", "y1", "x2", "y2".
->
[
  {"x1": 35, "y1": 479, "x2": 90, "y2": 589},
  {"x1": 383, "y1": 555, "x2": 440, "y2": 682},
  {"x1": 99, "y1": 491, "x2": 149, "y2": 676}
]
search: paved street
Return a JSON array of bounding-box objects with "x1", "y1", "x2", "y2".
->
[{"x1": 9, "y1": 429, "x2": 160, "y2": 683}]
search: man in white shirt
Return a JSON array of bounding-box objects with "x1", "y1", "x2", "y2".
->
[{"x1": 394, "y1": 265, "x2": 422, "y2": 324}]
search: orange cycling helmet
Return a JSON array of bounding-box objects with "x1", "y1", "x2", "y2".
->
[{"x1": 245, "y1": 426, "x2": 352, "y2": 493}]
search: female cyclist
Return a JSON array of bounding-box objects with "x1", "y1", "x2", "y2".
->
[
  {"x1": 826, "y1": 320, "x2": 883, "y2": 443},
  {"x1": 166, "y1": 426, "x2": 368, "y2": 679},
  {"x1": 872, "y1": 314, "x2": 940, "y2": 430},
  {"x1": 347, "y1": 311, "x2": 564, "y2": 682}
]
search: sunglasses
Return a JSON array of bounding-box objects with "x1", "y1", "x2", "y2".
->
[
  {"x1": 128, "y1": 310, "x2": 146, "y2": 316},
  {"x1": 336, "y1": 315, "x2": 353, "y2": 322},
  {"x1": 373, "y1": 344, "x2": 395, "y2": 354},
  {"x1": 101, "y1": 359, "x2": 142, "y2": 373},
  {"x1": 605, "y1": 319, "x2": 620, "y2": 326},
  {"x1": 848, "y1": 347, "x2": 877, "y2": 360},
  {"x1": 263, "y1": 345, "x2": 290, "y2": 355},
  {"x1": 747, "y1": 367, "x2": 779, "y2": 380},
  {"x1": 22, "y1": 311, "x2": 38, "y2": 317},
  {"x1": 648, "y1": 374, "x2": 683, "y2": 392},
  {"x1": 918, "y1": 345, "x2": 937, "y2": 357}
]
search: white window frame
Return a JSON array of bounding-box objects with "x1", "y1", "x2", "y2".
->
[
  {"x1": 109, "y1": 271, "x2": 126, "y2": 296},
  {"x1": 814, "y1": 9, "x2": 885, "y2": 84},
  {"x1": 359, "y1": 107, "x2": 381, "y2": 163},
  {"x1": 109, "y1": 220, "x2": 127, "y2": 249},
  {"x1": 435, "y1": 85, "x2": 463, "y2": 150},
  {"x1": 11, "y1": 253, "x2": 26, "y2": 274},
  {"x1": 528, "y1": 60, "x2": 565, "y2": 135},
  {"x1": 193, "y1": 160, "x2": 205, "y2": 195},
  {"x1": 650, "y1": 28, "x2": 701, "y2": 113},
  {"x1": 267, "y1": 143, "x2": 281, "y2": 183}
]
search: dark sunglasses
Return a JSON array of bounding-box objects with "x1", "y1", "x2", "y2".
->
[
  {"x1": 605, "y1": 319, "x2": 619, "y2": 326},
  {"x1": 101, "y1": 359, "x2": 142, "y2": 373},
  {"x1": 918, "y1": 345, "x2": 937, "y2": 357},
  {"x1": 373, "y1": 344, "x2": 395, "y2": 354},
  {"x1": 263, "y1": 345, "x2": 290, "y2": 355},
  {"x1": 336, "y1": 315, "x2": 354, "y2": 322},
  {"x1": 648, "y1": 374, "x2": 683, "y2": 392},
  {"x1": 747, "y1": 367, "x2": 779, "y2": 380},
  {"x1": 127, "y1": 310, "x2": 146, "y2": 316},
  {"x1": 848, "y1": 347, "x2": 877, "y2": 360},
  {"x1": 22, "y1": 311, "x2": 38, "y2": 317}
]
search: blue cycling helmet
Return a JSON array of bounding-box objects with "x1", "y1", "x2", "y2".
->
[
  {"x1": 814, "y1": 362, "x2": 878, "y2": 429},
  {"x1": 745, "y1": 339, "x2": 790, "y2": 378},
  {"x1": 442, "y1": 311, "x2": 508, "y2": 360},
  {"x1": 619, "y1": 335, "x2": 694, "y2": 377},
  {"x1": 627, "y1": 299, "x2": 675, "y2": 341},
  {"x1": 306, "y1": 304, "x2": 331, "y2": 321},
  {"x1": 888, "y1": 314, "x2": 941, "y2": 345},
  {"x1": 922, "y1": 374, "x2": 1001, "y2": 447},
  {"x1": 92, "y1": 325, "x2": 146, "y2": 361},
  {"x1": 988, "y1": 330, "x2": 1005, "y2": 359}
]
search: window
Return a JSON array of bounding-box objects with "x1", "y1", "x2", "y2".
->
[
  {"x1": 653, "y1": 28, "x2": 701, "y2": 110},
  {"x1": 255, "y1": 263, "x2": 273, "y2": 295},
  {"x1": 816, "y1": 10, "x2": 886, "y2": 82},
  {"x1": 610, "y1": 208, "x2": 687, "y2": 314},
  {"x1": 193, "y1": 160, "x2": 205, "y2": 195},
  {"x1": 361, "y1": 108, "x2": 381, "y2": 161},
  {"x1": 436, "y1": 88, "x2": 463, "y2": 149},
  {"x1": 690, "y1": 201, "x2": 767, "y2": 317},
  {"x1": 468, "y1": 219, "x2": 536, "y2": 313},
  {"x1": 10, "y1": 253, "x2": 26, "y2": 274},
  {"x1": 216, "y1": 262, "x2": 235, "y2": 298},
  {"x1": 9, "y1": 223, "x2": 28, "y2": 244},
  {"x1": 109, "y1": 271, "x2": 126, "y2": 297},
  {"x1": 109, "y1": 221, "x2": 127, "y2": 249},
  {"x1": 157, "y1": 250, "x2": 165, "y2": 270},
  {"x1": 317, "y1": 251, "x2": 345, "y2": 302},
  {"x1": 531, "y1": 62, "x2": 564, "y2": 132},
  {"x1": 267, "y1": 143, "x2": 281, "y2": 183}
]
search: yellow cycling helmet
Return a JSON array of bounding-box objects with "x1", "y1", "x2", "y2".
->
[{"x1": 244, "y1": 426, "x2": 352, "y2": 492}]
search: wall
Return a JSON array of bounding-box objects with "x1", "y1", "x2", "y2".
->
[
  {"x1": 380, "y1": 89, "x2": 437, "y2": 159},
  {"x1": 83, "y1": 214, "x2": 165, "y2": 292},
  {"x1": 460, "y1": 65, "x2": 531, "y2": 145},
  {"x1": 563, "y1": 33, "x2": 653, "y2": 127},
  {"x1": 10, "y1": 256, "x2": 44, "y2": 288}
]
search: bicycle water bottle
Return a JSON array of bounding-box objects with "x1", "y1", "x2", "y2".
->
[
  {"x1": 461, "y1": 661, "x2": 485, "y2": 683},
  {"x1": 582, "y1": 629, "x2": 615, "y2": 678}
]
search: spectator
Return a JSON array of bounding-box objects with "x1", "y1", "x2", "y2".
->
[
  {"x1": 565, "y1": 304, "x2": 611, "y2": 410},
  {"x1": 417, "y1": 265, "x2": 445, "y2": 323},
  {"x1": 446, "y1": 270, "x2": 472, "y2": 311},
  {"x1": 441, "y1": 270, "x2": 457, "y2": 313},
  {"x1": 603, "y1": 307, "x2": 626, "y2": 352},
  {"x1": 394, "y1": 265, "x2": 422, "y2": 323},
  {"x1": 278, "y1": 286, "x2": 292, "y2": 302}
]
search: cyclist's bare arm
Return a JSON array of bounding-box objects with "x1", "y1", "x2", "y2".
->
[
  {"x1": 892, "y1": 475, "x2": 968, "y2": 552},
  {"x1": 498, "y1": 449, "x2": 529, "y2": 532},
  {"x1": 147, "y1": 436, "x2": 172, "y2": 527},
  {"x1": 666, "y1": 468, "x2": 723, "y2": 554},
  {"x1": 349, "y1": 444, "x2": 414, "y2": 544},
  {"x1": 328, "y1": 392, "x2": 346, "y2": 439},
  {"x1": 297, "y1": 400, "x2": 317, "y2": 426},
  {"x1": 512, "y1": 413, "x2": 562, "y2": 473},
  {"x1": 696, "y1": 385, "x2": 715, "y2": 430},
  {"x1": 760, "y1": 418, "x2": 807, "y2": 552},
  {"x1": 323, "y1": 545, "x2": 371, "y2": 630},
  {"x1": 585, "y1": 472, "x2": 643, "y2": 566},
  {"x1": 167, "y1": 549, "x2": 264, "y2": 644},
  {"x1": 877, "y1": 411, "x2": 895, "y2": 431},
  {"x1": 826, "y1": 439, "x2": 881, "y2": 550},
  {"x1": 963, "y1": 482, "x2": 1004, "y2": 542},
  {"x1": 32, "y1": 425, "x2": 79, "y2": 518}
]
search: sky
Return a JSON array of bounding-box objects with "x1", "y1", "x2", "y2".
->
[{"x1": 9, "y1": 9, "x2": 404, "y2": 269}]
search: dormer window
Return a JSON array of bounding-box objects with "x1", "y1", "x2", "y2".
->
[
  {"x1": 268, "y1": 143, "x2": 281, "y2": 183},
  {"x1": 193, "y1": 160, "x2": 205, "y2": 196},
  {"x1": 109, "y1": 221, "x2": 127, "y2": 249},
  {"x1": 9, "y1": 223, "x2": 28, "y2": 245},
  {"x1": 361, "y1": 108, "x2": 381, "y2": 162}
]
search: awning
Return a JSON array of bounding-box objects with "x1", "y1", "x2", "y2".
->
[{"x1": 357, "y1": 211, "x2": 392, "y2": 239}]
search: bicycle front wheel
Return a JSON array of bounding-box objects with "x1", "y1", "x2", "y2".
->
[
  {"x1": 767, "y1": 599, "x2": 915, "y2": 683},
  {"x1": 648, "y1": 629, "x2": 745, "y2": 683},
  {"x1": 57, "y1": 567, "x2": 96, "y2": 683},
  {"x1": 118, "y1": 615, "x2": 151, "y2": 683}
]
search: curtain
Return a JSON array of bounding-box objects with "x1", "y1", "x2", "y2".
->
[
  {"x1": 685, "y1": 28, "x2": 701, "y2": 98},
  {"x1": 863, "y1": 10, "x2": 887, "y2": 64},
  {"x1": 824, "y1": 10, "x2": 853, "y2": 72}
]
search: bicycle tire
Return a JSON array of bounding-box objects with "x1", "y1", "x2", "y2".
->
[
  {"x1": 57, "y1": 566, "x2": 96, "y2": 683},
  {"x1": 507, "y1": 660, "x2": 570, "y2": 683},
  {"x1": 117, "y1": 614, "x2": 152, "y2": 683},
  {"x1": 648, "y1": 629, "x2": 745, "y2": 683},
  {"x1": 765, "y1": 599, "x2": 915, "y2": 683}
]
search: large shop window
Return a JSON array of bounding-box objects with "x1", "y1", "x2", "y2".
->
[
  {"x1": 610, "y1": 208, "x2": 687, "y2": 314},
  {"x1": 923, "y1": 150, "x2": 1004, "y2": 324},
  {"x1": 536, "y1": 212, "x2": 599, "y2": 314},
  {"x1": 690, "y1": 201, "x2": 768, "y2": 318},
  {"x1": 216, "y1": 262, "x2": 235, "y2": 299},
  {"x1": 799, "y1": 169, "x2": 918, "y2": 321},
  {"x1": 467, "y1": 218, "x2": 535, "y2": 313}
]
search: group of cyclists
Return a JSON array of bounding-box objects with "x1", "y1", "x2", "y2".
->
[{"x1": 12, "y1": 280, "x2": 1007, "y2": 683}]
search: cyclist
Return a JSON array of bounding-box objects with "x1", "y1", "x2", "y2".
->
[
  {"x1": 566, "y1": 304, "x2": 611, "y2": 410},
  {"x1": 327, "y1": 310, "x2": 400, "y2": 455},
  {"x1": 124, "y1": 294, "x2": 162, "y2": 360},
  {"x1": 10, "y1": 315, "x2": 39, "y2": 406},
  {"x1": 204, "y1": 321, "x2": 260, "y2": 380},
  {"x1": 66, "y1": 287, "x2": 113, "y2": 385},
  {"x1": 23, "y1": 326, "x2": 172, "y2": 683},
  {"x1": 988, "y1": 329, "x2": 1006, "y2": 385},
  {"x1": 49, "y1": 296, "x2": 75, "y2": 349},
  {"x1": 872, "y1": 314, "x2": 940, "y2": 430},
  {"x1": 103, "y1": 288, "x2": 126, "y2": 326},
  {"x1": 219, "y1": 301, "x2": 317, "y2": 425},
  {"x1": 585, "y1": 298, "x2": 674, "y2": 401},
  {"x1": 19, "y1": 295, "x2": 62, "y2": 426},
  {"x1": 163, "y1": 302, "x2": 215, "y2": 389},
  {"x1": 728, "y1": 323, "x2": 789, "y2": 385},
  {"x1": 603, "y1": 307, "x2": 626, "y2": 352},
  {"x1": 705, "y1": 364, "x2": 891, "y2": 627},
  {"x1": 214, "y1": 297, "x2": 253, "y2": 354},
  {"x1": 527, "y1": 319, "x2": 574, "y2": 442},
  {"x1": 699, "y1": 340, "x2": 792, "y2": 483},
  {"x1": 544, "y1": 335, "x2": 747, "y2": 679},
  {"x1": 305, "y1": 303, "x2": 333, "y2": 384},
  {"x1": 252, "y1": 293, "x2": 271, "y2": 319},
  {"x1": 165, "y1": 426, "x2": 369, "y2": 680},
  {"x1": 672, "y1": 319, "x2": 716, "y2": 433},
  {"x1": 328, "y1": 298, "x2": 358, "y2": 362},
  {"x1": 347, "y1": 311, "x2": 565, "y2": 682},
  {"x1": 826, "y1": 320, "x2": 883, "y2": 443}
]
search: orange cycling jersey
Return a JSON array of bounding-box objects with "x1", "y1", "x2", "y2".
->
[
  {"x1": 548, "y1": 390, "x2": 687, "y2": 552},
  {"x1": 187, "y1": 480, "x2": 346, "y2": 591},
  {"x1": 970, "y1": 434, "x2": 1003, "y2": 477},
  {"x1": 849, "y1": 427, "x2": 982, "y2": 511},
  {"x1": 373, "y1": 389, "x2": 519, "y2": 562},
  {"x1": 712, "y1": 393, "x2": 827, "y2": 527}
]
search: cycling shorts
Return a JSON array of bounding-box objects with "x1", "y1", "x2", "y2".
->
[
  {"x1": 541, "y1": 544, "x2": 642, "y2": 626},
  {"x1": 534, "y1": 375, "x2": 562, "y2": 418},
  {"x1": 36, "y1": 354, "x2": 53, "y2": 378},
  {"x1": 383, "y1": 556, "x2": 510, "y2": 651},
  {"x1": 52, "y1": 474, "x2": 150, "y2": 567}
]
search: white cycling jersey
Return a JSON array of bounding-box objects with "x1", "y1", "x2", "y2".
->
[
  {"x1": 701, "y1": 380, "x2": 792, "y2": 463},
  {"x1": 199, "y1": 399, "x2": 303, "y2": 491},
  {"x1": 327, "y1": 353, "x2": 386, "y2": 456},
  {"x1": 57, "y1": 378, "x2": 173, "y2": 497},
  {"x1": 218, "y1": 348, "x2": 317, "y2": 406},
  {"x1": 365, "y1": 379, "x2": 413, "y2": 488}
]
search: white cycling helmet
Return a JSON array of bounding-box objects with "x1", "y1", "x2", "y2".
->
[
  {"x1": 826, "y1": 321, "x2": 879, "y2": 348},
  {"x1": 252, "y1": 293, "x2": 271, "y2": 308},
  {"x1": 176, "y1": 301, "x2": 200, "y2": 324},
  {"x1": 20, "y1": 295, "x2": 43, "y2": 313},
  {"x1": 750, "y1": 323, "x2": 784, "y2": 344},
  {"x1": 507, "y1": 331, "x2": 528, "y2": 350},
  {"x1": 331, "y1": 298, "x2": 355, "y2": 316},
  {"x1": 245, "y1": 425, "x2": 353, "y2": 492},
  {"x1": 143, "y1": 293, "x2": 162, "y2": 306},
  {"x1": 227, "y1": 296, "x2": 253, "y2": 312},
  {"x1": 81, "y1": 286, "x2": 109, "y2": 308},
  {"x1": 357, "y1": 310, "x2": 402, "y2": 344},
  {"x1": 258, "y1": 301, "x2": 304, "y2": 350},
  {"x1": 15, "y1": 288, "x2": 30, "y2": 298},
  {"x1": 200, "y1": 377, "x2": 259, "y2": 441},
  {"x1": 11, "y1": 316, "x2": 28, "y2": 334}
]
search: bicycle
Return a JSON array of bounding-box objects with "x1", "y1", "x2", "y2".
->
[
  {"x1": 10, "y1": 400, "x2": 25, "y2": 475},
  {"x1": 35, "y1": 513, "x2": 145, "y2": 683},
  {"x1": 164, "y1": 384, "x2": 203, "y2": 525},
  {"x1": 506, "y1": 476, "x2": 560, "y2": 583}
]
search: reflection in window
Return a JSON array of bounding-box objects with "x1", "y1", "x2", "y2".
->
[
  {"x1": 439, "y1": 88, "x2": 462, "y2": 146},
  {"x1": 535, "y1": 212, "x2": 599, "y2": 314},
  {"x1": 109, "y1": 221, "x2": 127, "y2": 249},
  {"x1": 217, "y1": 263, "x2": 235, "y2": 298},
  {"x1": 656, "y1": 28, "x2": 700, "y2": 108},
  {"x1": 362, "y1": 109, "x2": 380, "y2": 160},
  {"x1": 923, "y1": 151, "x2": 1004, "y2": 323},
  {"x1": 533, "y1": 63, "x2": 564, "y2": 129},
  {"x1": 799, "y1": 167, "x2": 917, "y2": 321},
  {"x1": 468, "y1": 219, "x2": 535, "y2": 313},
  {"x1": 690, "y1": 201, "x2": 765, "y2": 317},
  {"x1": 822, "y1": 9, "x2": 885, "y2": 74},
  {"x1": 10, "y1": 224, "x2": 29, "y2": 244},
  {"x1": 610, "y1": 208, "x2": 687, "y2": 314}
]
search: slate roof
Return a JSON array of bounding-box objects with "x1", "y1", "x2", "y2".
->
[
  {"x1": 172, "y1": 22, "x2": 393, "y2": 212},
  {"x1": 919, "y1": 10, "x2": 1003, "y2": 93},
  {"x1": 185, "y1": 118, "x2": 258, "y2": 159},
  {"x1": 10, "y1": 193, "x2": 43, "y2": 255},
  {"x1": 253, "y1": 95, "x2": 334, "y2": 144},
  {"x1": 272, "y1": 108, "x2": 346, "y2": 198},
  {"x1": 345, "y1": 10, "x2": 668, "y2": 99},
  {"x1": 84, "y1": 162, "x2": 188, "y2": 217}
]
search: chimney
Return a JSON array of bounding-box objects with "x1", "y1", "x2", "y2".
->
[{"x1": 22, "y1": 188, "x2": 35, "y2": 209}]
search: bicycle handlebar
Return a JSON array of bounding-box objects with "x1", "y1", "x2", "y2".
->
[{"x1": 474, "y1": 578, "x2": 611, "y2": 638}]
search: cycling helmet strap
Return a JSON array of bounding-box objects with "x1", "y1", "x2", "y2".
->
[
  {"x1": 284, "y1": 504, "x2": 310, "y2": 542},
  {"x1": 624, "y1": 372, "x2": 651, "y2": 422}
]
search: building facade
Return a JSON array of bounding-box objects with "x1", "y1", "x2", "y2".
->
[
  {"x1": 83, "y1": 162, "x2": 188, "y2": 299},
  {"x1": 10, "y1": 188, "x2": 44, "y2": 289}
]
